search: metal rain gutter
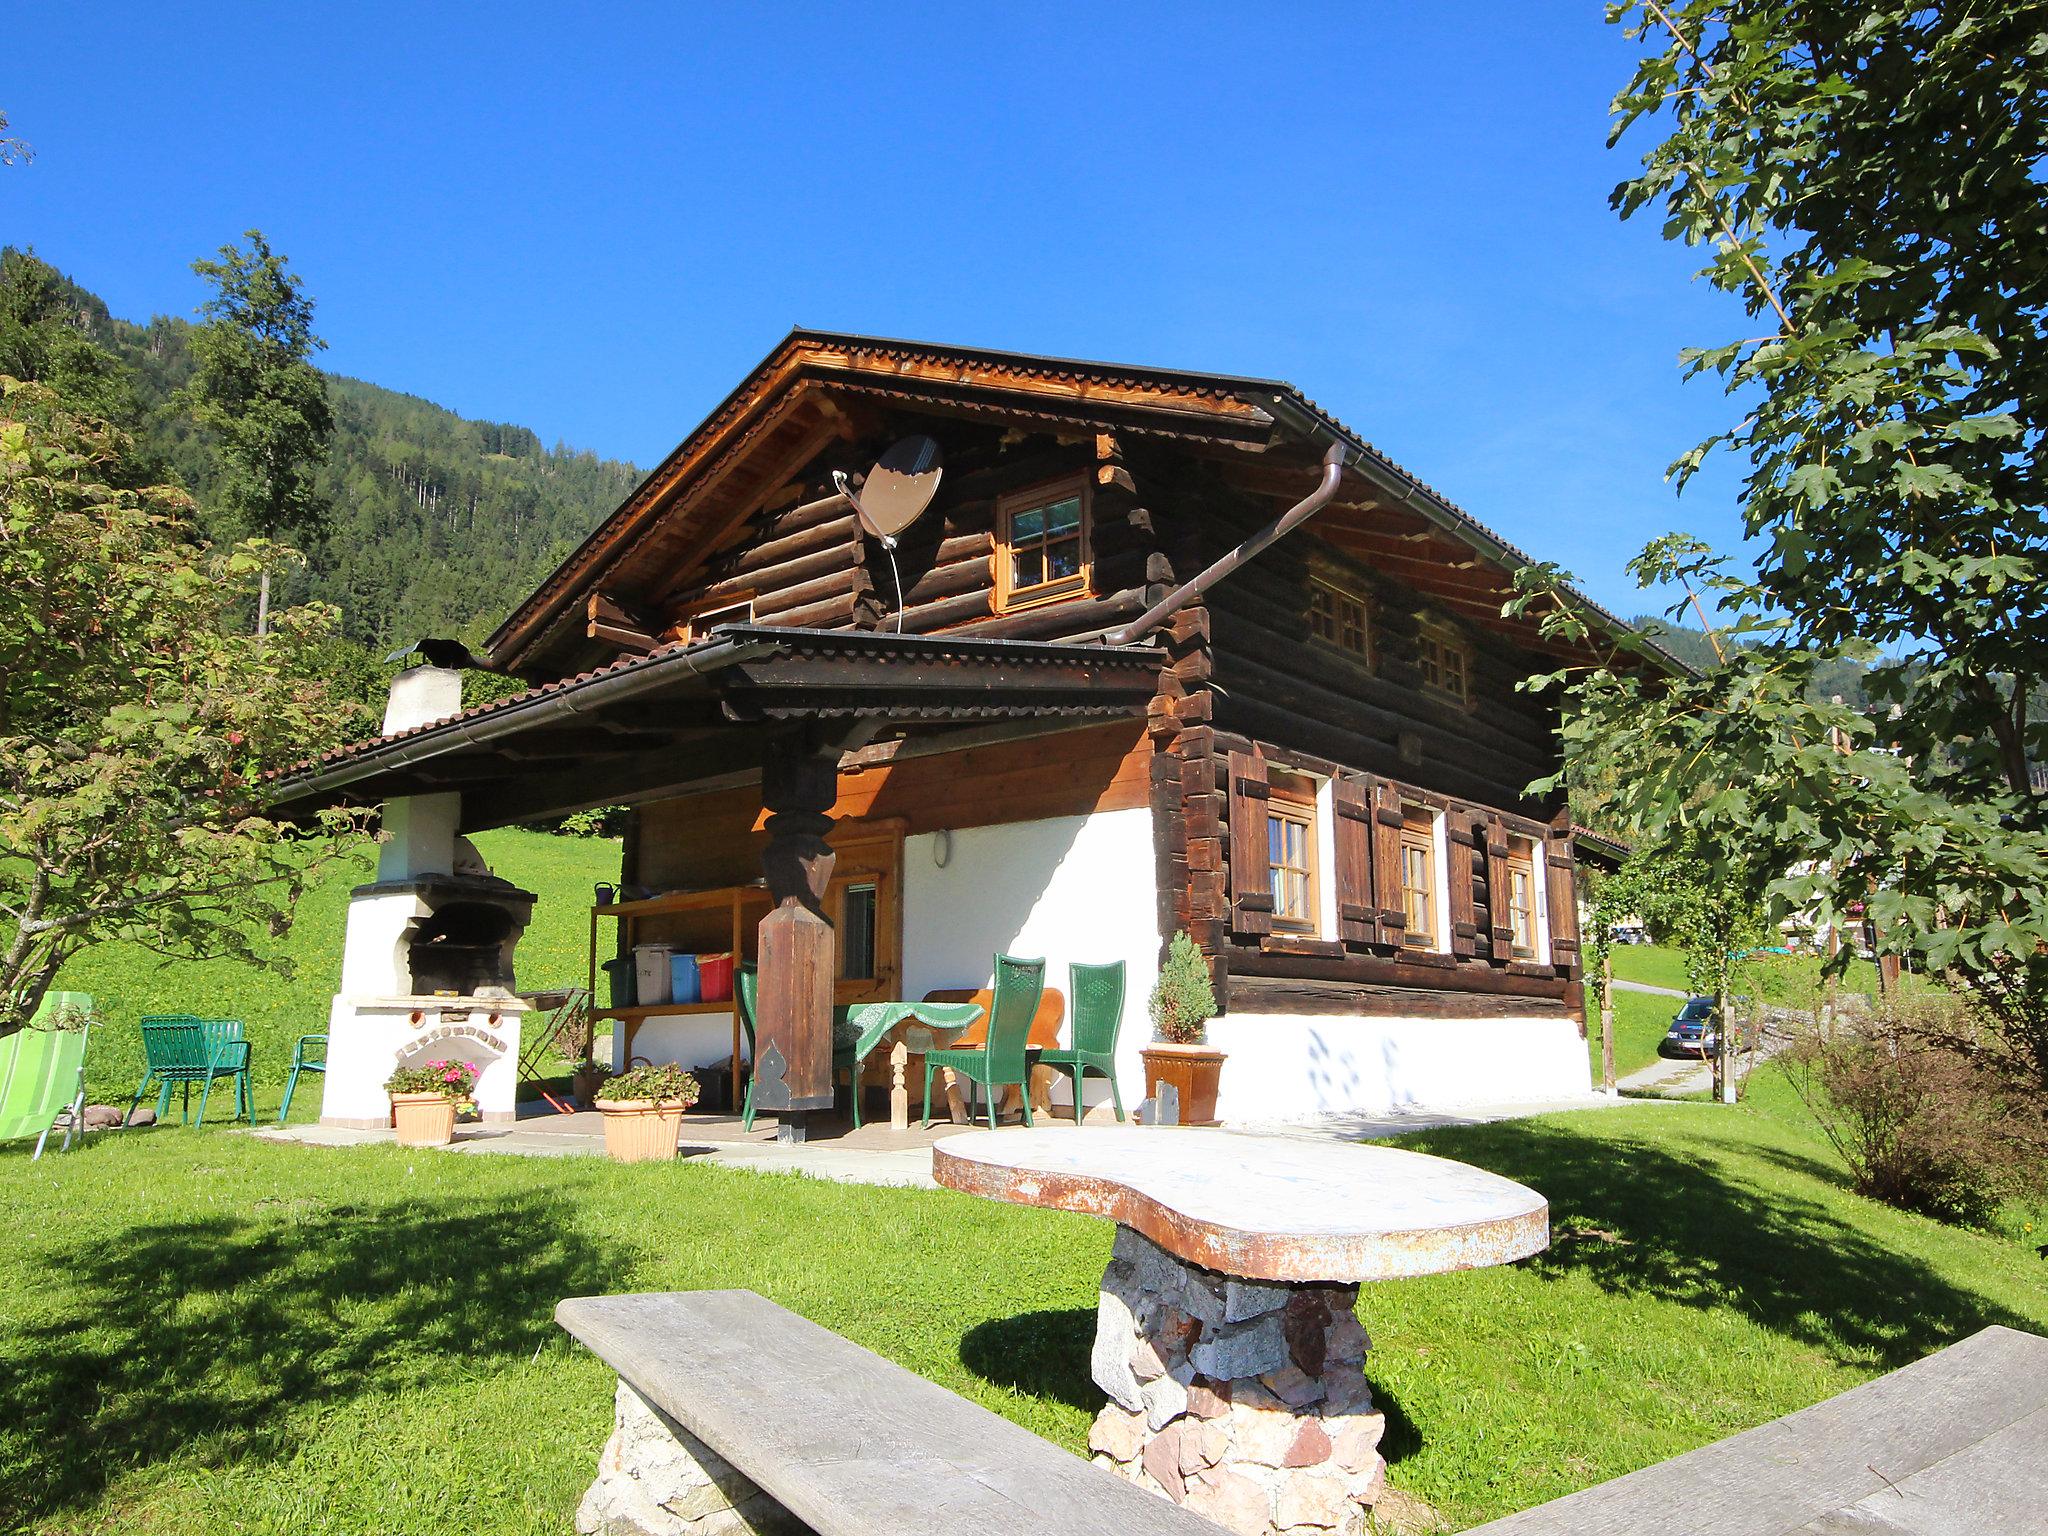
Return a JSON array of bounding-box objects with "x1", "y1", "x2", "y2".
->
[{"x1": 1105, "y1": 441, "x2": 1354, "y2": 646}]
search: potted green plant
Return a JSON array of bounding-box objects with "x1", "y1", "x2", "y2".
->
[
  {"x1": 594, "y1": 1062, "x2": 700, "y2": 1163},
  {"x1": 385, "y1": 1058, "x2": 478, "y2": 1147},
  {"x1": 1140, "y1": 931, "x2": 1224, "y2": 1125}
]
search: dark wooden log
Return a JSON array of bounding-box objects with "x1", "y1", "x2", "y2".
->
[
  {"x1": 1226, "y1": 973, "x2": 1573, "y2": 1019},
  {"x1": 1227, "y1": 944, "x2": 1573, "y2": 999}
]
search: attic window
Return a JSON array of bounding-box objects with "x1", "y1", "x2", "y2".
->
[
  {"x1": 1418, "y1": 625, "x2": 1472, "y2": 707},
  {"x1": 996, "y1": 476, "x2": 1091, "y2": 611},
  {"x1": 1308, "y1": 577, "x2": 1371, "y2": 662}
]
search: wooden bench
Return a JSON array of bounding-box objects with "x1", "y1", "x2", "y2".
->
[
  {"x1": 557, "y1": 1289, "x2": 1227, "y2": 1536},
  {"x1": 1467, "y1": 1322, "x2": 2048, "y2": 1535}
]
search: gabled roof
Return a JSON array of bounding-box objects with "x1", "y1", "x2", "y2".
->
[{"x1": 486, "y1": 328, "x2": 1671, "y2": 677}]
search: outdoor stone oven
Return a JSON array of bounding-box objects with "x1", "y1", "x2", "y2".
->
[{"x1": 319, "y1": 785, "x2": 536, "y2": 1128}]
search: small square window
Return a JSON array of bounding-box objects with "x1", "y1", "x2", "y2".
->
[
  {"x1": 1309, "y1": 578, "x2": 1371, "y2": 662},
  {"x1": 1419, "y1": 627, "x2": 1472, "y2": 707},
  {"x1": 997, "y1": 481, "x2": 1091, "y2": 611}
]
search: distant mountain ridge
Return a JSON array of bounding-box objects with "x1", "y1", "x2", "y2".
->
[{"x1": 3, "y1": 249, "x2": 641, "y2": 650}]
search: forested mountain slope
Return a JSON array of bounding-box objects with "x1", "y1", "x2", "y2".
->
[{"x1": 1, "y1": 248, "x2": 640, "y2": 649}]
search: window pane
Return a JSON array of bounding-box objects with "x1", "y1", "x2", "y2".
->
[
  {"x1": 1046, "y1": 538, "x2": 1080, "y2": 579},
  {"x1": 1269, "y1": 820, "x2": 1285, "y2": 865},
  {"x1": 1011, "y1": 506, "x2": 1044, "y2": 543},
  {"x1": 840, "y1": 883, "x2": 877, "y2": 980},
  {"x1": 1013, "y1": 547, "x2": 1043, "y2": 589},
  {"x1": 1045, "y1": 496, "x2": 1082, "y2": 534}
]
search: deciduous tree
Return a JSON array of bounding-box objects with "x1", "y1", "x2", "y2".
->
[{"x1": 0, "y1": 378, "x2": 367, "y2": 1037}]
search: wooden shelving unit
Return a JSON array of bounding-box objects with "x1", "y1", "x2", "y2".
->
[{"x1": 587, "y1": 883, "x2": 771, "y2": 1104}]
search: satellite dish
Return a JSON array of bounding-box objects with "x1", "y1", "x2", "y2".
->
[{"x1": 837, "y1": 435, "x2": 942, "y2": 544}]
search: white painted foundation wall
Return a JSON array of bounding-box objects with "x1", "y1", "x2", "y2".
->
[{"x1": 1203, "y1": 1011, "x2": 1593, "y2": 1122}]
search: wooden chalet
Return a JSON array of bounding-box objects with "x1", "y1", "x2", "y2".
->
[{"x1": 275, "y1": 331, "x2": 1646, "y2": 1130}]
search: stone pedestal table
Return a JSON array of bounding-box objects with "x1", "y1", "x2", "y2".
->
[{"x1": 933, "y1": 1127, "x2": 1548, "y2": 1536}]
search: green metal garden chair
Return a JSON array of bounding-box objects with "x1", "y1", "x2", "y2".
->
[
  {"x1": 0, "y1": 992, "x2": 93, "y2": 1159},
  {"x1": 735, "y1": 964, "x2": 862, "y2": 1130},
  {"x1": 129, "y1": 1016, "x2": 252, "y2": 1127},
  {"x1": 277, "y1": 1033, "x2": 327, "y2": 1122},
  {"x1": 923, "y1": 954, "x2": 1046, "y2": 1130},
  {"x1": 1035, "y1": 960, "x2": 1127, "y2": 1124}
]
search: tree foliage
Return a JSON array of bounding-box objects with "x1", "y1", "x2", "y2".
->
[
  {"x1": 0, "y1": 378, "x2": 369, "y2": 1036},
  {"x1": 1520, "y1": 4, "x2": 2048, "y2": 1092},
  {"x1": 0, "y1": 248, "x2": 639, "y2": 652}
]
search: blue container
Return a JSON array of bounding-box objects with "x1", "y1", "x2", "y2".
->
[
  {"x1": 602, "y1": 957, "x2": 636, "y2": 1009},
  {"x1": 668, "y1": 953, "x2": 701, "y2": 1005}
]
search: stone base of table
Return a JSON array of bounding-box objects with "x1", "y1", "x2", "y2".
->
[
  {"x1": 1086, "y1": 1229, "x2": 1386, "y2": 1536},
  {"x1": 576, "y1": 1380, "x2": 808, "y2": 1536}
]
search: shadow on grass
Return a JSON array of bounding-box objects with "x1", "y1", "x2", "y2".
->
[
  {"x1": 959, "y1": 1307, "x2": 1098, "y2": 1413},
  {"x1": 1399, "y1": 1117, "x2": 2034, "y2": 1368},
  {"x1": 1, "y1": 1189, "x2": 610, "y2": 1526}
]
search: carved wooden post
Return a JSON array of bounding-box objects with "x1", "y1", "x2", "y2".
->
[{"x1": 754, "y1": 733, "x2": 839, "y2": 1143}]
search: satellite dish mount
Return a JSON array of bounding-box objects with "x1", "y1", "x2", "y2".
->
[{"x1": 835, "y1": 435, "x2": 942, "y2": 631}]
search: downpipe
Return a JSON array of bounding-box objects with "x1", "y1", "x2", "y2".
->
[{"x1": 1105, "y1": 441, "x2": 1351, "y2": 646}]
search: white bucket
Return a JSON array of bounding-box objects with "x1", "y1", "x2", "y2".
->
[{"x1": 632, "y1": 943, "x2": 674, "y2": 1006}]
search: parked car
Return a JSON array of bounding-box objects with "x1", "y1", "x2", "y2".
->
[
  {"x1": 1609, "y1": 923, "x2": 1651, "y2": 946},
  {"x1": 1660, "y1": 997, "x2": 1721, "y2": 1059}
]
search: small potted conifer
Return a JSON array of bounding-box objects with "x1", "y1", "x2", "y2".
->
[
  {"x1": 1140, "y1": 931, "x2": 1224, "y2": 1125},
  {"x1": 385, "y1": 1059, "x2": 478, "y2": 1147},
  {"x1": 595, "y1": 1062, "x2": 700, "y2": 1163}
]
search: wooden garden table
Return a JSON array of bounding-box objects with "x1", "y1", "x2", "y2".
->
[{"x1": 933, "y1": 1127, "x2": 1549, "y2": 1536}]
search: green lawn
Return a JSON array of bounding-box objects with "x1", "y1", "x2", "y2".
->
[
  {"x1": 1588, "y1": 989, "x2": 1681, "y2": 1081},
  {"x1": 5, "y1": 1076, "x2": 2042, "y2": 1534},
  {"x1": 53, "y1": 828, "x2": 620, "y2": 1107},
  {"x1": 1606, "y1": 943, "x2": 1692, "y2": 994}
]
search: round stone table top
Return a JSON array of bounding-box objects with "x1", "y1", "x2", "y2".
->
[{"x1": 932, "y1": 1126, "x2": 1548, "y2": 1283}]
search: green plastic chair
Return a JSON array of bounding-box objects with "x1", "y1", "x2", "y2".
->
[
  {"x1": 923, "y1": 954, "x2": 1046, "y2": 1130},
  {"x1": 1035, "y1": 960, "x2": 1127, "y2": 1124},
  {"x1": 0, "y1": 992, "x2": 93, "y2": 1159},
  {"x1": 277, "y1": 1033, "x2": 327, "y2": 1123},
  {"x1": 736, "y1": 965, "x2": 862, "y2": 1131},
  {"x1": 128, "y1": 1017, "x2": 252, "y2": 1127}
]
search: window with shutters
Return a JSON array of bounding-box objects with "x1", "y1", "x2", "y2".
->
[
  {"x1": 996, "y1": 476, "x2": 1091, "y2": 611},
  {"x1": 1418, "y1": 623, "x2": 1472, "y2": 707},
  {"x1": 1308, "y1": 577, "x2": 1371, "y2": 663},
  {"x1": 1399, "y1": 806, "x2": 1440, "y2": 951},
  {"x1": 1266, "y1": 773, "x2": 1319, "y2": 932}
]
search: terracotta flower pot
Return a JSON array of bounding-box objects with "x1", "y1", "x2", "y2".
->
[
  {"x1": 598, "y1": 1099, "x2": 687, "y2": 1163},
  {"x1": 391, "y1": 1091, "x2": 458, "y2": 1147},
  {"x1": 1139, "y1": 1044, "x2": 1226, "y2": 1126}
]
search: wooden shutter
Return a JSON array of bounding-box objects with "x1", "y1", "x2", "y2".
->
[
  {"x1": 1368, "y1": 778, "x2": 1407, "y2": 947},
  {"x1": 1447, "y1": 810, "x2": 1479, "y2": 958},
  {"x1": 1485, "y1": 814, "x2": 1514, "y2": 963},
  {"x1": 1226, "y1": 751, "x2": 1273, "y2": 937},
  {"x1": 1545, "y1": 828, "x2": 1581, "y2": 976},
  {"x1": 1332, "y1": 777, "x2": 1374, "y2": 948}
]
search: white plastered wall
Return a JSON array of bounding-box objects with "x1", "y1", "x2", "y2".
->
[{"x1": 902, "y1": 806, "x2": 1161, "y2": 1112}]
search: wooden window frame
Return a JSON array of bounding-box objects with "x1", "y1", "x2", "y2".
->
[
  {"x1": 824, "y1": 828, "x2": 902, "y2": 1006},
  {"x1": 995, "y1": 474, "x2": 1092, "y2": 613},
  {"x1": 1505, "y1": 845, "x2": 1538, "y2": 961},
  {"x1": 1266, "y1": 774, "x2": 1319, "y2": 934},
  {"x1": 1399, "y1": 806, "x2": 1440, "y2": 952},
  {"x1": 673, "y1": 595, "x2": 755, "y2": 645},
  {"x1": 1308, "y1": 576, "x2": 1372, "y2": 665},
  {"x1": 1417, "y1": 622, "x2": 1474, "y2": 709}
]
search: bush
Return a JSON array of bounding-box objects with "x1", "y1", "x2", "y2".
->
[
  {"x1": 1783, "y1": 998, "x2": 2047, "y2": 1226},
  {"x1": 384, "y1": 1059, "x2": 478, "y2": 1101},
  {"x1": 1149, "y1": 931, "x2": 1217, "y2": 1045}
]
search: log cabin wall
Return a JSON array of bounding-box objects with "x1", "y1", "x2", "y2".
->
[
  {"x1": 1137, "y1": 464, "x2": 1582, "y2": 1023},
  {"x1": 647, "y1": 425, "x2": 1173, "y2": 648}
]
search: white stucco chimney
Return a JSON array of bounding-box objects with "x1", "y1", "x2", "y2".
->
[{"x1": 382, "y1": 664, "x2": 464, "y2": 736}]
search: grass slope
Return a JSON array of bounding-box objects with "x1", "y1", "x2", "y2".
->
[
  {"x1": 53, "y1": 829, "x2": 620, "y2": 1109},
  {"x1": 5, "y1": 1076, "x2": 2042, "y2": 1533}
]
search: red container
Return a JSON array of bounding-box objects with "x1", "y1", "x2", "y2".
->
[{"x1": 696, "y1": 952, "x2": 734, "y2": 1003}]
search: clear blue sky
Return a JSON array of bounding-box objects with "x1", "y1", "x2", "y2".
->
[{"x1": 6, "y1": 2, "x2": 1748, "y2": 618}]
